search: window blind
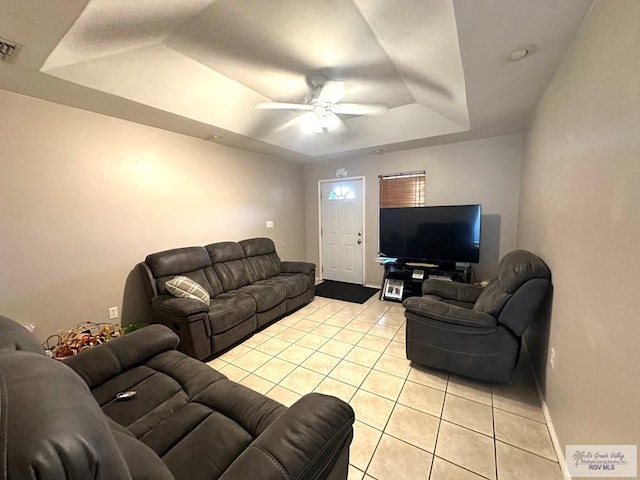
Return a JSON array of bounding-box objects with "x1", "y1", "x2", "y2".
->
[{"x1": 379, "y1": 171, "x2": 426, "y2": 208}]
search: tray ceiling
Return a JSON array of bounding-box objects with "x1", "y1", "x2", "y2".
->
[{"x1": 0, "y1": 0, "x2": 593, "y2": 161}]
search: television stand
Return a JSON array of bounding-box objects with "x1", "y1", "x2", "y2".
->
[{"x1": 379, "y1": 260, "x2": 471, "y2": 302}]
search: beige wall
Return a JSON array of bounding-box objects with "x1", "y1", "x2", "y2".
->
[
  {"x1": 518, "y1": 0, "x2": 640, "y2": 449},
  {"x1": 304, "y1": 134, "x2": 523, "y2": 286},
  {"x1": 0, "y1": 90, "x2": 305, "y2": 340}
]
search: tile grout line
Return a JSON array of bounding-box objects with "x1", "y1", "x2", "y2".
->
[
  {"x1": 427, "y1": 371, "x2": 450, "y2": 480},
  {"x1": 329, "y1": 301, "x2": 396, "y2": 477},
  {"x1": 492, "y1": 381, "x2": 499, "y2": 480},
  {"x1": 494, "y1": 439, "x2": 563, "y2": 465},
  {"x1": 360, "y1": 349, "x2": 428, "y2": 478}
]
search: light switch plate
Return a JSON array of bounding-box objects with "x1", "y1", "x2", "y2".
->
[{"x1": 266, "y1": 220, "x2": 274, "y2": 228}]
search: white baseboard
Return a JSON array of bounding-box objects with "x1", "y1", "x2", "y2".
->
[{"x1": 523, "y1": 349, "x2": 572, "y2": 479}]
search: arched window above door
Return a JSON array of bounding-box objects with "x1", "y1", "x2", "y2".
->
[{"x1": 328, "y1": 185, "x2": 356, "y2": 200}]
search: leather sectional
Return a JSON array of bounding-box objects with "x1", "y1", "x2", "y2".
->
[
  {"x1": 139, "y1": 237, "x2": 315, "y2": 360},
  {"x1": 0, "y1": 315, "x2": 354, "y2": 479}
]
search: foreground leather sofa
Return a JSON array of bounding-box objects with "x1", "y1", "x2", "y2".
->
[
  {"x1": 403, "y1": 249, "x2": 551, "y2": 382},
  {"x1": 139, "y1": 237, "x2": 315, "y2": 360},
  {"x1": 0, "y1": 315, "x2": 354, "y2": 479}
]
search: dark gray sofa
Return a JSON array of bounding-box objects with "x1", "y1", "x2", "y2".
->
[
  {"x1": 139, "y1": 237, "x2": 315, "y2": 360},
  {"x1": 0, "y1": 315, "x2": 354, "y2": 479},
  {"x1": 403, "y1": 249, "x2": 551, "y2": 382}
]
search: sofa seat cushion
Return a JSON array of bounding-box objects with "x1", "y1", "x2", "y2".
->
[
  {"x1": 109, "y1": 420, "x2": 174, "y2": 479},
  {"x1": 442, "y1": 299, "x2": 475, "y2": 309},
  {"x1": 257, "y1": 273, "x2": 310, "y2": 299},
  {"x1": 404, "y1": 297, "x2": 497, "y2": 329},
  {"x1": 91, "y1": 353, "x2": 219, "y2": 438},
  {"x1": 237, "y1": 283, "x2": 286, "y2": 312},
  {"x1": 88, "y1": 347, "x2": 288, "y2": 479},
  {"x1": 208, "y1": 292, "x2": 256, "y2": 334}
]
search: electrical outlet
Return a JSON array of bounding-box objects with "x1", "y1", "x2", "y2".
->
[
  {"x1": 108, "y1": 306, "x2": 119, "y2": 320},
  {"x1": 266, "y1": 220, "x2": 274, "y2": 228},
  {"x1": 550, "y1": 347, "x2": 556, "y2": 369}
]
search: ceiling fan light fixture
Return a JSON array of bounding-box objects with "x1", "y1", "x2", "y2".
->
[
  {"x1": 301, "y1": 112, "x2": 323, "y2": 134},
  {"x1": 316, "y1": 112, "x2": 342, "y2": 134}
]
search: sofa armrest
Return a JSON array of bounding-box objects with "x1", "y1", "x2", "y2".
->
[
  {"x1": 2, "y1": 352, "x2": 132, "y2": 479},
  {"x1": 422, "y1": 279, "x2": 484, "y2": 303},
  {"x1": 152, "y1": 295, "x2": 210, "y2": 316},
  {"x1": 137, "y1": 261, "x2": 158, "y2": 299},
  {"x1": 220, "y1": 393, "x2": 354, "y2": 480},
  {"x1": 63, "y1": 324, "x2": 180, "y2": 389},
  {"x1": 403, "y1": 296, "x2": 497, "y2": 328},
  {"x1": 281, "y1": 261, "x2": 316, "y2": 276}
]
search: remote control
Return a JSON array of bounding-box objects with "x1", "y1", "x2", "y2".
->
[{"x1": 116, "y1": 390, "x2": 137, "y2": 400}]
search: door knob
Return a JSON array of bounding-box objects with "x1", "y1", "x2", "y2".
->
[{"x1": 357, "y1": 239, "x2": 362, "y2": 244}]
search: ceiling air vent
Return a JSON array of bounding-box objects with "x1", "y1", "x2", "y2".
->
[{"x1": 0, "y1": 38, "x2": 21, "y2": 62}]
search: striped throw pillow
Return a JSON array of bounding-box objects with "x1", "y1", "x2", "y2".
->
[{"x1": 165, "y1": 276, "x2": 210, "y2": 306}]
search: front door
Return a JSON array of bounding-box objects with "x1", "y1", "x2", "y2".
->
[{"x1": 320, "y1": 179, "x2": 364, "y2": 284}]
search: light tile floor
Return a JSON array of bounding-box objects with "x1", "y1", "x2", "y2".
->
[{"x1": 207, "y1": 296, "x2": 563, "y2": 480}]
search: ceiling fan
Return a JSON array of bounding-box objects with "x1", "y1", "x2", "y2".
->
[{"x1": 255, "y1": 75, "x2": 388, "y2": 134}]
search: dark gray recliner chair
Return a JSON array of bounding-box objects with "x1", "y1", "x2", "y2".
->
[{"x1": 403, "y1": 249, "x2": 551, "y2": 382}]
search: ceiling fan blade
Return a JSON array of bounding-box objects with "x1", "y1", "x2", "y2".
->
[
  {"x1": 272, "y1": 114, "x2": 308, "y2": 134},
  {"x1": 318, "y1": 81, "x2": 345, "y2": 104},
  {"x1": 255, "y1": 102, "x2": 313, "y2": 111},
  {"x1": 330, "y1": 103, "x2": 388, "y2": 115}
]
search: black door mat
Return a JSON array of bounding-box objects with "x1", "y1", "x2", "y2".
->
[{"x1": 315, "y1": 281, "x2": 379, "y2": 304}]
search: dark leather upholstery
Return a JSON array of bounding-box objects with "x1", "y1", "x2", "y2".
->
[
  {"x1": 0, "y1": 316, "x2": 354, "y2": 480},
  {"x1": 403, "y1": 249, "x2": 552, "y2": 382},
  {"x1": 207, "y1": 242, "x2": 254, "y2": 291},
  {"x1": 140, "y1": 238, "x2": 315, "y2": 360},
  {"x1": 240, "y1": 238, "x2": 282, "y2": 281}
]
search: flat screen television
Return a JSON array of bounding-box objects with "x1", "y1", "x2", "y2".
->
[{"x1": 379, "y1": 204, "x2": 481, "y2": 264}]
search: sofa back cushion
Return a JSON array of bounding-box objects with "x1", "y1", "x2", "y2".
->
[
  {"x1": 239, "y1": 237, "x2": 282, "y2": 282},
  {"x1": 473, "y1": 250, "x2": 551, "y2": 331},
  {"x1": 145, "y1": 246, "x2": 223, "y2": 297},
  {"x1": 206, "y1": 241, "x2": 252, "y2": 291},
  {"x1": 498, "y1": 249, "x2": 551, "y2": 293}
]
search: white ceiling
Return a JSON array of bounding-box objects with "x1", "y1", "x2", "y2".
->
[{"x1": 0, "y1": 0, "x2": 593, "y2": 161}]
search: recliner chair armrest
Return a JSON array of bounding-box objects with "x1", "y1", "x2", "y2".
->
[
  {"x1": 403, "y1": 296, "x2": 497, "y2": 328},
  {"x1": 422, "y1": 279, "x2": 484, "y2": 303},
  {"x1": 63, "y1": 324, "x2": 180, "y2": 389},
  {"x1": 281, "y1": 261, "x2": 316, "y2": 275},
  {"x1": 220, "y1": 393, "x2": 354, "y2": 479},
  {"x1": 152, "y1": 295, "x2": 210, "y2": 316}
]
